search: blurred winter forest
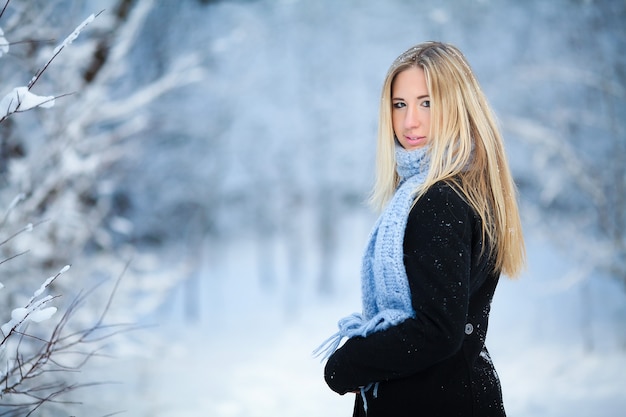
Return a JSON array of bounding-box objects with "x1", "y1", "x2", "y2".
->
[{"x1": 0, "y1": 0, "x2": 625, "y2": 415}]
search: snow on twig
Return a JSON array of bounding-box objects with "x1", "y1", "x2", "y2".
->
[
  {"x1": 52, "y1": 13, "x2": 97, "y2": 56},
  {"x1": 0, "y1": 262, "x2": 133, "y2": 415},
  {"x1": 0, "y1": 265, "x2": 69, "y2": 339},
  {"x1": 0, "y1": 219, "x2": 47, "y2": 248},
  {"x1": 0, "y1": 11, "x2": 99, "y2": 123},
  {"x1": 0, "y1": 86, "x2": 55, "y2": 117},
  {"x1": 0, "y1": 27, "x2": 8, "y2": 57},
  {"x1": 27, "y1": 10, "x2": 103, "y2": 91}
]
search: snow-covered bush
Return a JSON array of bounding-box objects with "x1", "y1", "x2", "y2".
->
[
  {"x1": 0, "y1": 6, "x2": 117, "y2": 414},
  {"x1": 500, "y1": 3, "x2": 626, "y2": 287},
  {"x1": 0, "y1": 257, "x2": 135, "y2": 416},
  {"x1": 0, "y1": 0, "x2": 204, "y2": 413},
  {"x1": 0, "y1": 0, "x2": 203, "y2": 322}
]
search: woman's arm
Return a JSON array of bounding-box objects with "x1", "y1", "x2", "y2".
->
[{"x1": 324, "y1": 182, "x2": 475, "y2": 394}]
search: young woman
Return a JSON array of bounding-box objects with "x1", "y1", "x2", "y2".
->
[{"x1": 315, "y1": 41, "x2": 525, "y2": 416}]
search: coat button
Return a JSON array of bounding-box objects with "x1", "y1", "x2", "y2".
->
[{"x1": 464, "y1": 323, "x2": 473, "y2": 335}]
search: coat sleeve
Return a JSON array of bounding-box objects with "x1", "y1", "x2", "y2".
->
[{"x1": 324, "y1": 182, "x2": 475, "y2": 395}]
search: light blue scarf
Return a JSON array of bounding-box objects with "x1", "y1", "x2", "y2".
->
[{"x1": 315, "y1": 144, "x2": 430, "y2": 358}]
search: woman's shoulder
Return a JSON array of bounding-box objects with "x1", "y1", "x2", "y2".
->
[
  {"x1": 406, "y1": 179, "x2": 478, "y2": 249},
  {"x1": 408, "y1": 179, "x2": 478, "y2": 231},
  {"x1": 418, "y1": 179, "x2": 470, "y2": 209}
]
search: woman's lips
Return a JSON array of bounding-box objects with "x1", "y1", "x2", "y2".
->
[{"x1": 406, "y1": 135, "x2": 426, "y2": 145}]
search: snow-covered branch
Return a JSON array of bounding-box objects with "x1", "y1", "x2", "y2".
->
[
  {"x1": 27, "y1": 11, "x2": 100, "y2": 91},
  {"x1": 0, "y1": 86, "x2": 55, "y2": 121},
  {"x1": 0, "y1": 3, "x2": 150, "y2": 414},
  {"x1": 94, "y1": 54, "x2": 205, "y2": 125},
  {"x1": 0, "y1": 265, "x2": 133, "y2": 416},
  {"x1": 0, "y1": 10, "x2": 99, "y2": 124},
  {"x1": 0, "y1": 27, "x2": 8, "y2": 56},
  {"x1": 505, "y1": 104, "x2": 626, "y2": 283},
  {"x1": 504, "y1": 116, "x2": 606, "y2": 206},
  {"x1": 0, "y1": 265, "x2": 66, "y2": 341}
]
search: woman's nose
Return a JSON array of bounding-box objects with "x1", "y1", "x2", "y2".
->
[{"x1": 404, "y1": 105, "x2": 421, "y2": 129}]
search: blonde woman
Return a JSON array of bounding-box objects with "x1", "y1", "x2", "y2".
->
[{"x1": 315, "y1": 42, "x2": 525, "y2": 416}]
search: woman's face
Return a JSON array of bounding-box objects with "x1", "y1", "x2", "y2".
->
[{"x1": 391, "y1": 67, "x2": 431, "y2": 150}]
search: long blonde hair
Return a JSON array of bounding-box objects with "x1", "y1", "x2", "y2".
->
[{"x1": 370, "y1": 41, "x2": 525, "y2": 277}]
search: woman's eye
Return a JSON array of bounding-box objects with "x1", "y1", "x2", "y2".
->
[
  {"x1": 393, "y1": 102, "x2": 406, "y2": 109},
  {"x1": 421, "y1": 100, "x2": 431, "y2": 108}
]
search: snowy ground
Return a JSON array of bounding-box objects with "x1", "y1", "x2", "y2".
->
[
  {"x1": 489, "y1": 234, "x2": 626, "y2": 417},
  {"x1": 81, "y1": 215, "x2": 626, "y2": 417}
]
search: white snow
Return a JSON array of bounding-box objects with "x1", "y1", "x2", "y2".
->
[
  {"x1": 0, "y1": 86, "x2": 55, "y2": 116},
  {"x1": 75, "y1": 218, "x2": 626, "y2": 417},
  {"x1": 9, "y1": 307, "x2": 28, "y2": 323},
  {"x1": 52, "y1": 13, "x2": 96, "y2": 55},
  {"x1": 1, "y1": 277, "x2": 60, "y2": 336},
  {"x1": 1, "y1": 301, "x2": 57, "y2": 335},
  {"x1": 32, "y1": 281, "x2": 51, "y2": 300},
  {"x1": 0, "y1": 27, "x2": 8, "y2": 57},
  {"x1": 28, "y1": 306, "x2": 58, "y2": 323}
]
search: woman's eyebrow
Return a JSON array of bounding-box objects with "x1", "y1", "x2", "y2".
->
[{"x1": 392, "y1": 94, "x2": 429, "y2": 100}]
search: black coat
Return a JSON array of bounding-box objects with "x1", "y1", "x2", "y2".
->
[{"x1": 324, "y1": 181, "x2": 506, "y2": 417}]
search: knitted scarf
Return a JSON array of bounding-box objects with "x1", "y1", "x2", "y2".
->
[{"x1": 314, "y1": 144, "x2": 430, "y2": 360}]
